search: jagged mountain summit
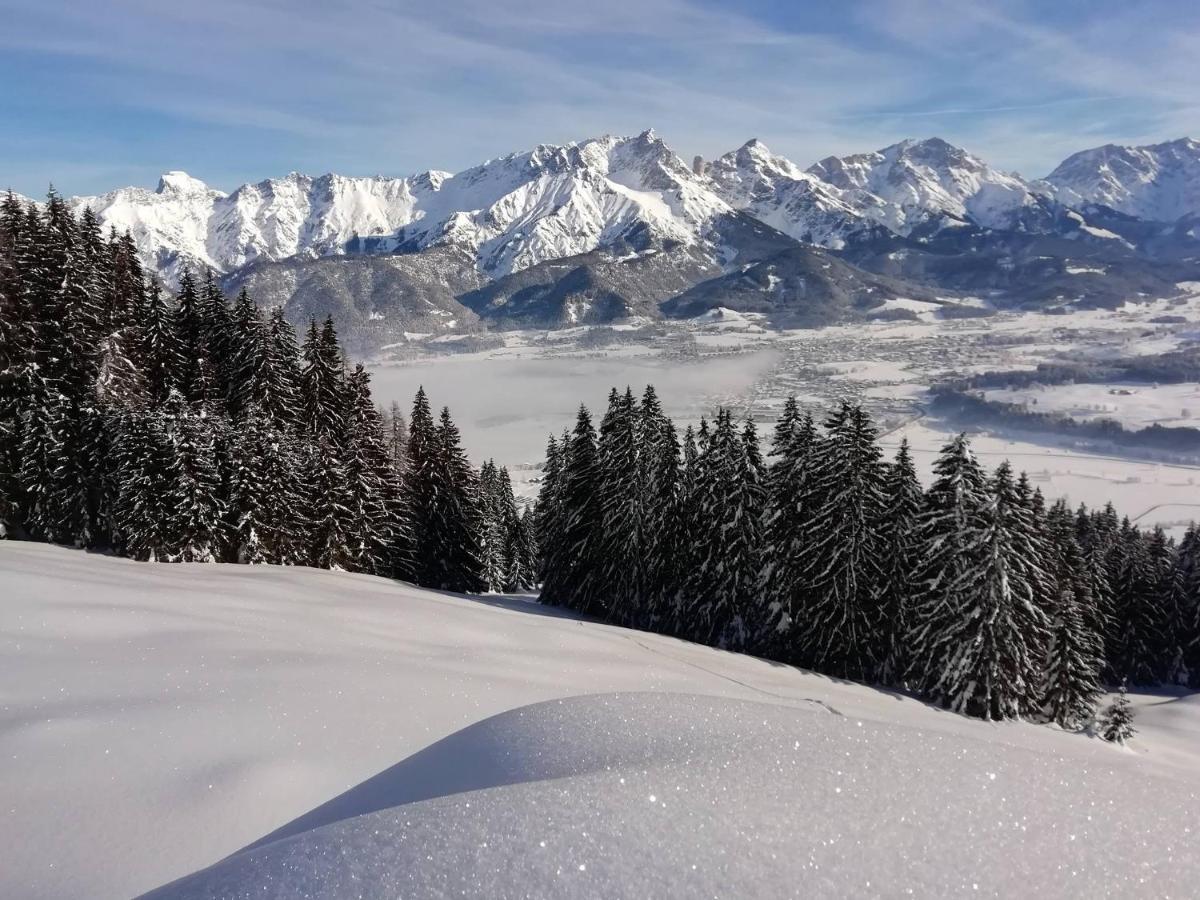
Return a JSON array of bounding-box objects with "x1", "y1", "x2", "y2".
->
[
  {"x1": 68, "y1": 130, "x2": 743, "y2": 285},
  {"x1": 28, "y1": 130, "x2": 1200, "y2": 349},
  {"x1": 806, "y1": 137, "x2": 1054, "y2": 234},
  {"x1": 706, "y1": 139, "x2": 867, "y2": 248},
  {"x1": 60, "y1": 131, "x2": 1200, "y2": 290},
  {"x1": 1043, "y1": 137, "x2": 1200, "y2": 223}
]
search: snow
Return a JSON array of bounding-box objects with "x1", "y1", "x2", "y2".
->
[
  {"x1": 3, "y1": 542, "x2": 1198, "y2": 899},
  {"x1": 984, "y1": 382, "x2": 1200, "y2": 431},
  {"x1": 69, "y1": 131, "x2": 731, "y2": 284},
  {"x1": 1065, "y1": 264, "x2": 1107, "y2": 275},
  {"x1": 1045, "y1": 138, "x2": 1200, "y2": 222},
  {"x1": 806, "y1": 137, "x2": 1042, "y2": 235}
]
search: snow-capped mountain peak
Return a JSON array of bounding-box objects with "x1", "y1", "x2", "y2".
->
[
  {"x1": 707, "y1": 139, "x2": 865, "y2": 248},
  {"x1": 1043, "y1": 136, "x2": 1200, "y2": 222},
  {"x1": 155, "y1": 171, "x2": 221, "y2": 198},
  {"x1": 68, "y1": 131, "x2": 740, "y2": 284},
  {"x1": 806, "y1": 136, "x2": 1042, "y2": 233},
  {"x1": 58, "y1": 131, "x2": 1200, "y2": 290}
]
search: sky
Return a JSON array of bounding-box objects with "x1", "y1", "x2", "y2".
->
[{"x1": 2, "y1": 0, "x2": 1198, "y2": 197}]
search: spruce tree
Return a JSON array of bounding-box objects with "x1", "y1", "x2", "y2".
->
[
  {"x1": 342, "y1": 365, "x2": 392, "y2": 574},
  {"x1": 263, "y1": 306, "x2": 302, "y2": 430},
  {"x1": 927, "y1": 462, "x2": 1051, "y2": 720},
  {"x1": 876, "y1": 439, "x2": 924, "y2": 685},
  {"x1": 423, "y1": 407, "x2": 485, "y2": 593},
  {"x1": 162, "y1": 392, "x2": 224, "y2": 562},
  {"x1": 759, "y1": 404, "x2": 820, "y2": 657},
  {"x1": 540, "y1": 406, "x2": 606, "y2": 615},
  {"x1": 680, "y1": 410, "x2": 762, "y2": 649},
  {"x1": 534, "y1": 433, "x2": 564, "y2": 585},
  {"x1": 795, "y1": 403, "x2": 886, "y2": 680},
  {"x1": 1099, "y1": 682, "x2": 1136, "y2": 744},
  {"x1": 112, "y1": 409, "x2": 174, "y2": 561},
  {"x1": 1110, "y1": 521, "x2": 1168, "y2": 686},
  {"x1": 907, "y1": 434, "x2": 991, "y2": 698},
  {"x1": 307, "y1": 434, "x2": 355, "y2": 570},
  {"x1": 642, "y1": 403, "x2": 683, "y2": 629},
  {"x1": 597, "y1": 387, "x2": 644, "y2": 624},
  {"x1": 300, "y1": 316, "x2": 345, "y2": 442}
]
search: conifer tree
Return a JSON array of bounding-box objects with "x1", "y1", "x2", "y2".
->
[
  {"x1": 597, "y1": 387, "x2": 644, "y2": 624},
  {"x1": 140, "y1": 281, "x2": 184, "y2": 403},
  {"x1": 927, "y1": 462, "x2": 1051, "y2": 719},
  {"x1": 680, "y1": 410, "x2": 762, "y2": 649},
  {"x1": 300, "y1": 316, "x2": 345, "y2": 442},
  {"x1": 162, "y1": 392, "x2": 224, "y2": 562},
  {"x1": 478, "y1": 460, "x2": 508, "y2": 591},
  {"x1": 907, "y1": 434, "x2": 991, "y2": 697},
  {"x1": 342, "y1": 365, "x2": 393, "y2": 573},
  {"x1": 307, "y1": 434, "x2": 355, "y2": 570},
  {"x1": 228, "y1": 410, "x2": 305, "y2": 565},
  {"x1": 1110, "y1": 521, "x2": 1168, "y2": 686},
  {"x1": 759, "y1": 403, "x2": 820, "y2": 656},
  {"x1": 228, "y1": 288, "x2": 270, "y2": 420},
  {"x1": 796, "y1": 403, "x2": 887, "y2": 680},
  {"x1": 1099, "y1": 682, "x2": 1136, "y2": 744},
  {"x1": 540, "y1": 406, "x2": 606, "y2": 615},
  {"x1": 877, "y1": 439, "x2": 924, "y2": 685},
  {"x1": 423, "y1": 407, "x2": 484, "y2": 593},
  {"x1": 1040, "y1": 502, "x2": 1104, "y2": 727},
  {"x1": 505, "y1": 502, "x2": 538, "y2": 592},
  {"x1": 534, "y1": 433, "x2": 564, "y2": 584},
  {"x1": 112, "y1": 409, "x2": 174, "y2": 561},
  {"x1": 642, "y1": 403, "x2": 683, "y2": 628},
  {"x1": 263, "y1": 306, "x2": 302, "y2": 429}
]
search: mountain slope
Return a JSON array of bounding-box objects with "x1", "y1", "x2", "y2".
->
[
  {"x1": 222, "y1": 246, "x2": 486, "y2": 355},
  {"x1": 707, "y1": 139, "x2": 867, "y2": 248},
  {"x1": 1044, "y1": 137, "x2": 1200, "y2": 222},
  {"x1": 3, "y1": 543, "x2": 1198, "y2": 900},
  {"x1": 69, "y1": 131, "x2": 744, "y2": 285},
  {"x1": 807, "y1": 137, "x2": 1052, "y2": 234}
]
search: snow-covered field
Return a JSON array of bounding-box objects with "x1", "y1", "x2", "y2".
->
[
  {"x1": 368, "y1": 301, "x2": 1200, "y2": 535},
  {"x1": 985, "y1": 381, "x2": 1200, "y2": 431},
  {"x1": 2, "y1": 543, "x2": 1199, "y2": 899}
]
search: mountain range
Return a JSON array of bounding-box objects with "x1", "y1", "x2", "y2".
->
[{"x1": 22, "y1": 131, "x2": 1200, "y2": 350}]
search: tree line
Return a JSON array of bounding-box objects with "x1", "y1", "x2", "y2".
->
[
  {"x1": 536, "y1": 387, "x2": 1200, "y2": 724},
  {"x1": 0, "y1": 192, "x2": 534, "y2": 590}
]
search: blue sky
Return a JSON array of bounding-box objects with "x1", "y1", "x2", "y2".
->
[{"x1": 2, "y1": 0, "x2": 1197, "y2": 196}]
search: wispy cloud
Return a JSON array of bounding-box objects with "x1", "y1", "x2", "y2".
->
[{"x1": 1, "y1": 0, "x2": 1196, "y2": 194}]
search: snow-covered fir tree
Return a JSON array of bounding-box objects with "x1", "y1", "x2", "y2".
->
[
  {"x1": 680, "y1": 409, "x2": 762, "y2": 649},
  {"x1": 540, "y1": 406, "x2": 607, "y2": 616},
  {"x1": 794, "y1": 403, "x2": 887, "y2": 680},
  {"x1": 758, "y1": 401, "x2": 820, "y2": 659},
  {"x1": 1099, "y1": 682, "x2": 1136, "y2": 744},
  {"x1": 597, "y1": 387, "x2": 645, "y2": 624},
  {"x1": 876, "y1": 439, "x2": 924, "y2": 686}
]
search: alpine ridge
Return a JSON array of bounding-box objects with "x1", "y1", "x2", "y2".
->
[{"x1": 25, "y1": 131, "x2": 1200, "y2": 348}]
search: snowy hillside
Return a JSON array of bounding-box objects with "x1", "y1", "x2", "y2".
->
[
  {"x1": 1044, "y1": 137, "x2": 1200, "y2": 223},
  {"x1": 706, "y1": 139, "x2": 866, "y2": 248},
  {"x1": 807, "y1": 137, "x2": 1049, "y2": 234},
  {"x1": 2, "y1": 543, "x2": 1198, "y2": 899}
]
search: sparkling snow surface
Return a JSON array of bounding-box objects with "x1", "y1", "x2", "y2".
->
[{"x1": 2, "y1": 543, "x2": 1198, "y2": 899}]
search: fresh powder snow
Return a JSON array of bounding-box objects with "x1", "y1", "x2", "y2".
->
[{"x1": 2, "y1": 542, "x2": 1197, "y2": 899}]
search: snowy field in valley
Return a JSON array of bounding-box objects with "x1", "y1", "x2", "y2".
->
[
  {"x1": 369, "y1": 300, "x2": 1200, "y2": 535},
  {"x1": 2, "y1": 543, "x2": 1199, "y2": 899},
  {"x1": 984, "y1": 381, "x2": 1200, "y2": 431}
]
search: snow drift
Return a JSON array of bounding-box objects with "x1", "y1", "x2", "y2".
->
[{"x1": 1, "y1": 543, "x2": 1197, "y2": 899}]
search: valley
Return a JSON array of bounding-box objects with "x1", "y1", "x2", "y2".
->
[{"x1": 369, "y1": 291, "x2": 1200, "y2": 538}]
